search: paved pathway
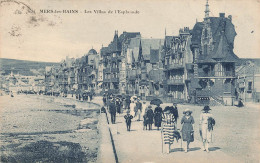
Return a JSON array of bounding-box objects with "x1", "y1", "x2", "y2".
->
[
  {"x1": 88, "y1": 96, "x2": 243, "y2": 163},
  {"x1": 106, "y1": 111, "x2": 241, "y2": 163}
]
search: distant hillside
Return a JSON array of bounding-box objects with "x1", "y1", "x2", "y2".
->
[{"x1": 0, "y1": 58, "x2": 59, "y2": 76}]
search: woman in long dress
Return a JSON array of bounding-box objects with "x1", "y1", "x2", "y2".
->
[
  {"x1": 181, "y1": 108, "x2": 195, "y2": 153},
  {"x1": 129, "y1": 101, "x2": 136, "y2": 117},
  {"x1": 154, "y1": 104, "x2": 163, "y2": 130},
  {"x1": 161, "y1": 106, "x2": 177, "y2": 154},
  {"x1": 199, "y1": 106, "x2": 214, "y2": 153}
]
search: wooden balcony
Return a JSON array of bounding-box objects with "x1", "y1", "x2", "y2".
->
[
  {"x1": 198, "y1": 71, "x2": 235, "y2": 78},
  {"x1": 165, "y1": 63, "x2": 184, "y2": 70},
  {"x1": 167, "y1": 79, "x2": 185, "y2": 85}
]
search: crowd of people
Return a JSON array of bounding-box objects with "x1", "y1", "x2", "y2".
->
[{"x1": 102, "y1": 94, "x2": 215, "y2": 154}]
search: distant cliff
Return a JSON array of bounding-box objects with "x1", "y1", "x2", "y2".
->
[{"x1": 0, "y1": 58, "x2": 59, "y2": 76}]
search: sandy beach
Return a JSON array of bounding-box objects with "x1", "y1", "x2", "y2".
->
[{"x1": 0, "y1": 94, "x2": 100, "y2": 162}]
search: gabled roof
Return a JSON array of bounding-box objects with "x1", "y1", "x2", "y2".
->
[
  {"x1": 129, "y1": 38, "x2": 163, "y2": 61},
  {"x1": 194, "y1": 16, "x2": 239, "y2": 63}
]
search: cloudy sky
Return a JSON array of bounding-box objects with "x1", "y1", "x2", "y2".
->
[{"x1": 0, "y1": 0, "x2": 259, "y2": 62}]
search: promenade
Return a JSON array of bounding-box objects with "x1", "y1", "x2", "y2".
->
[{"x1": 91, "y1": 97, "x2": 251, "y2": 163}]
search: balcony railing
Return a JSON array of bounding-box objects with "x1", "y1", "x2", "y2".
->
[
  {"x1": 165, "y1": 63, "x2": 184, "y2": 70},
  {"x1": 167, "y1": 79, "x2": 184, "y2": 85},
  {"x1": 103, "y1": 78, "x2": 119, "y2": 83},
  {"x1": 198, "y1": 71, "x2": 235, "y2": 77}
]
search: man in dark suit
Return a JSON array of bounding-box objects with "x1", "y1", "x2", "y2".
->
[{"x1": 109, "y1": 99, "x2": 117, "y2": 124}]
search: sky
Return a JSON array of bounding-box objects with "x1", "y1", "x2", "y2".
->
[{"x1": 0, "y1": 0, "x2": 260, "y2": 62}]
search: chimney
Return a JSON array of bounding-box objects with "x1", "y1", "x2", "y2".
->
[{"x1": 219, "y1": 13, "x2": 225, "y2": 18}]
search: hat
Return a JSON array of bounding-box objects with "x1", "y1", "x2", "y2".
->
[
  {"x1": 202, "y1": 106, "x2": 211, "y2": 112},
  {"x1": 163, "y1": 106, "x2": 171, "y2": 113},
  {"x1": 143, "y1": 101, "x2": 146, "y2": 104},
  {"x1": 183, "y1": 108, "x2": 192, "y2": 114},
  {"x1": 126, "y1": 110, "x2": 130, "y2": 114},
  {"x1": 148, "y1": 105, "x2": 152, "y2": 108}
]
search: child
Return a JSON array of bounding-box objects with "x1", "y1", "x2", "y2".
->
[{"x1": 124, "y1": 110, "x2": 133, "y2": 131}]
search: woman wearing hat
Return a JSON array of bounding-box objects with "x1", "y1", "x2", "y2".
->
[
  {"x1": 199, "y1": 106, "x2": 214, "y2": 153},
  {"x1": 181, "y1": 108, "x2": 195, "y2": 153}
]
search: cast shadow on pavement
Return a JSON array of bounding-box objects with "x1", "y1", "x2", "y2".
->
[
  {"x1": 209, "y1": 147, "x2": 221, "y2": 151},
  {"x1": 171, "y1": 148, "x2": 183, "y2": 152},
  {"x1": 188, "y1": 147, "x2": 201, "y2": 151}
]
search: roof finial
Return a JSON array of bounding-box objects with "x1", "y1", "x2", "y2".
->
[{"x1": 205, "y1": 0, "x2": 210, "y2": 18}]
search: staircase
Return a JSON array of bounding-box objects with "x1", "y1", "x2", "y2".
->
[{"x1": 210, "y1": 96, "x2": 224, "y2": 106}]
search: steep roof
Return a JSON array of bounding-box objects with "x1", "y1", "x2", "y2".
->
[
  {"x1": 150, "y1": 49, "x2": 159, "y2": 64},
  {"x1": 88, "y1": 48, "x2": 97, "y2": 55},
  {"x1": 191, "y1": 22, "x2": 203, "y2": 46},
  {"x1": 141, "y1": 39, "x2": 163, "y2": 60},
  {"x1": 129, "y1": 38, "x2": 163, "y2": 61},
  {"x1": 194, "y1": 16, "x2": 239, "y2": 63}
]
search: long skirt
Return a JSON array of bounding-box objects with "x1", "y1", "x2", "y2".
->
[
  {"x1": 201, "y1": 123, "x2": 212, "y2": 142},
  {"x1": 162, "y1": 124, "x2": 175, "y2": 145}
]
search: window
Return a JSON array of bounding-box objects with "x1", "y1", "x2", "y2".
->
[
  {"x1": 248, "y1": 81, "x2": 252, "y2": 91},
  {"x1": 204, "y1": 44, "x2": 207, "y2": 55}
]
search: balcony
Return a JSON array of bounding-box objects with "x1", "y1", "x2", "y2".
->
[
  {"x1": 103, "y1": 78, "x2": 119, "y2": 83},
  {"x1": 165, "y1": 63, "x2": 184, "y2": 70},
  {"x1": 225, "y1": 71, "x2": 235, "y2": 77},
  {"x1": 167, "y1": 79, "x2": 185, "y2": 85},
  {"x1": 103, "y1": 67, "x2": 119, "y2": 73},
  {"x1": 198, "y1": 71, "x2": 235, "y2": 78},
  {"x1": 111, "y1": 67, "x2": 119, "y2": 72}
]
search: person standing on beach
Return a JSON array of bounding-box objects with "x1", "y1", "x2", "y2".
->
[
  {"x1": 154, "y1": 104, "x2": 163, "y2": 130},
  {"x1": 199, "y1": 106, "x2": 215, "y2": 153},
  {"x1": 124, "y1": 110, "x2": 133, "y2": 131},
  {"x1": 181, "y1": 108, "x2": 195, "y2": 153},
  {"x1": 109, "y1": 99, "x2": 117, "y2": 124}
]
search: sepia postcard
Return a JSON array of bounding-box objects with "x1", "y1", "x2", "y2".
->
[{"x1": 0, "y1": 0, "x2": 260, "y2": 162}]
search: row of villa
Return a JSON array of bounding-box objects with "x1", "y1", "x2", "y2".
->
[{"x1": 44, "y1": 2, "x2": 260, "y2": 105}]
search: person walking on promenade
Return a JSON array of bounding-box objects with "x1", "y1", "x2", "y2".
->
[
  {"x1": 199, "y1": 106, "x2": 215, "y2": 153},
  {"x1": 181, "y1": 108, "x2": 195, "y2": 153},
  {"x1": 130, "y1": 101, "x2": 136, "y2": 117},
  {"x1": 122, "y1": 98, "x2": 127, "y2": 111},
  {"x1": 109, "y1": 99, "x2": 117, "y2": 124},
  {"x1": 103, "y1": 95, "x2": 107, "y2": 106},
  {"x1": 142, "y1": 101, "x2": 147, "y2": 118},
  {"x1": 154, "y1": 104, "x2": 163, "y2": 130},
  {"x1": 124, "y1": 110, "x2": 133, "y2": 131},
  {"x1": 161, "y1": 106, "x2": 178, "y2": 154},
  {"x1": 126, "y1": 97, "x2": 131, "y2": 110},
  {"x1": 136, "y1": 99, "x2": 142, "y2": 121},
  {"x1": 172, "y1": 103, "x2": 179, "y2": 124},
  {"x1": 116, "y1": 98, "x2": 122, "y2": 114},
  {"x1": 146, "y1": 105, "x2": 154, "y2": 130}
]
